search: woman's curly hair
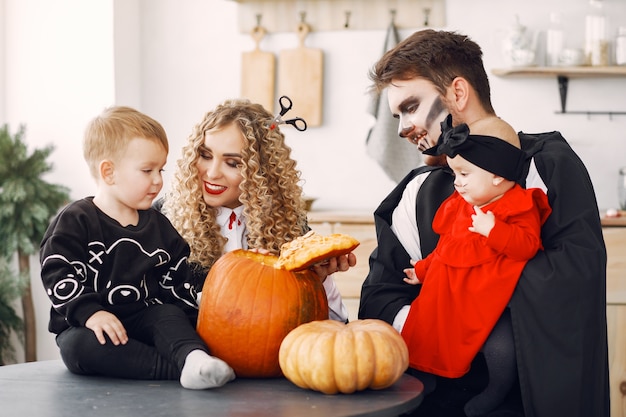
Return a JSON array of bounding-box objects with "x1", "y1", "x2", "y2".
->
[{"x1": 162, "y1": 99, "x2": 307, "y2": 272}]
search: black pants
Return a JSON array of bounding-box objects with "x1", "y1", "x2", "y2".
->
[
  {"x1": 405, "y1": 308, "x2": 523, "y2": 417},
  {"x1": 56, "y1": 304, "x2": 208, "y2": 380},
  {"x1": 405, "y1": 355, "x2": 524, "y2": 417}
]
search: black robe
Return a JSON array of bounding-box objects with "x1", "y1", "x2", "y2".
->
[{"x1": 359, "y1": 131, "x2": 609, "y2": 417}]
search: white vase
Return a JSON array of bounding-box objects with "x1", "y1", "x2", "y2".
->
[{"x1": 502, "y1": 16, "x2": 535, "y2": 67}]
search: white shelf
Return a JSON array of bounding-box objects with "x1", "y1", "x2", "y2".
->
[{"x1": 492, "y1": 66, "x2": 626, "y2": 78}]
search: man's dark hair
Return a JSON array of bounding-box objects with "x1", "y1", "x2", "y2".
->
[{"x1": 369, "y1": 29, "x2": 494, "y2": 114}]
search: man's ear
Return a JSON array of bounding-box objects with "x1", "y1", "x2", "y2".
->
[
  {"x1": 99, "y1": 160, "x2": 115, "y2": 185},
  {"x1": 446, "y1": 77, "x2": 470, "y2": 113}
]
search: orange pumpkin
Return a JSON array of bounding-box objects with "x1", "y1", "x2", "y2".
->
[
  {"x1": 279, "y1": 319, "x2": 409, "y2": 394},
  {"x1": 197, "y1": 249, "x2": 329, "y2": 378}
]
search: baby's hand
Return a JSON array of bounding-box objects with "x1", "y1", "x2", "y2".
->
[
  {"x1": 468, "y1": 205, "x2": 495, "y2": 237},
  {"x1": 403, "y1": 260, "x2": 421, "y2": 285},
  {"x1": 85, "y1": 310, "x2": 128, "y2": 346}
]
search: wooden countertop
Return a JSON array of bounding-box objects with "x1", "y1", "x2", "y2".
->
[
  {"x1": 307, "y1": 210, "x2": 374, "y2": 224},
  {"x1": 602, "y1": 211, "x2": 626, "y2": 227},
  {"x1": 309, "y1": 210, "x2": 626, "y2": 227}
]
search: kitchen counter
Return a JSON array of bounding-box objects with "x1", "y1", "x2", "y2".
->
[
  {"x1": 307, "y1": 210, "x2": 374, "y2": 225},
  {"x1": 602, "y1": 210, "x2": 626, "y2": 227},
  {"x1": 310, "y1": 209, "x2": 626, "y2": 227}
]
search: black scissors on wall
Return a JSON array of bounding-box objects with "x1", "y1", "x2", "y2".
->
[{"x1": 270, "y1": 96, "x2": 307, "y2": 131}]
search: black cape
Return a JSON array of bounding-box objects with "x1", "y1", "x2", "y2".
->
[{"x1": 359, "y1": 131, "x2": 609, "y2": 417}]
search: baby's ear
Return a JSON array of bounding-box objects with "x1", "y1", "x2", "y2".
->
[
  {"x1": 99, "y1": 160, "x2": 115, "y2": 184},
  {"x1": 492, "y1": 176, "x2": 504, "y2": 186}
]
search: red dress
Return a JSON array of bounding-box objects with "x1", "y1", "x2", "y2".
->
[{"x1": 401, "y1": 184, "x2": 551, "y2": 377}]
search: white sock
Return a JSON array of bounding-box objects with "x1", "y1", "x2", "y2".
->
[{"x1": 180, "y1": 350, "x2": 235, "y2": 389}]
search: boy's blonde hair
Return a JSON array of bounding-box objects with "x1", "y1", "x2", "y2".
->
[{"x1": 83, "y1": 106, "x2": 169, "y2": 178}]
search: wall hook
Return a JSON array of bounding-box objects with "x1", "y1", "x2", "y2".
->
[
  {"x1": 250, "y1": 17, "x2": 267, "y2": 46},
  {"x1": 423, "y1": 7, "x2": 431, "y2": 26},
  {"x1": 344, "y1": 10, "x2": 351, "y2": 29}
]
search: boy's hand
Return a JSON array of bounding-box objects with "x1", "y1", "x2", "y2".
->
[{"x1": 85, "y1": 310, "x2": 128, "y2": 345}]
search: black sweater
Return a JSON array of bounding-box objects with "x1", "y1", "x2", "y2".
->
[{"x1": 40, "y1": 197, "x2": 198, "y2": 334}]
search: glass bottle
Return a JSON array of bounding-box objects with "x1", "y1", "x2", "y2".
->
[
  {"x1": 619, "y1": 167, "x2": 626, "y2": 210},
  {"x1": 546, "y1": 12, "x2": 564, "y2": 66},
  {"x1": 616, "y1": 26, "x2": 626, "y2": 66},
  {"x1": 585, "y1": 0, "x2": 609, "y2": 66}
]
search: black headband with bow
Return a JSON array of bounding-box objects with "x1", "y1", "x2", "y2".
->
[{"x1": 423, "y1": 114, "x2": 525, "y2": 181}]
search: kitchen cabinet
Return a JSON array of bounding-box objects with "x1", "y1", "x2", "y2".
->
[
  {"x1": 604, "y1": 215, "x2": 626, "y2": 417},
  {"x1": 308, "y1": 209, "x2": 626, "y2": 417},
  {"x1": 307, "y1": 211, "x2": 376, "y2": 322}
]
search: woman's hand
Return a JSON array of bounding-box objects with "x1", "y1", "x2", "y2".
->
[
  {"x1": 248, "y1": 248, "x2": 271, "y2": 255},
  {"x1": 310, "y1": 252, "x2": 357, "y2": 282}
]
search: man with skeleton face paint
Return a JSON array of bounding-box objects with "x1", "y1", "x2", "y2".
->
[{"x1": 358, "y1": 30, "x2": 608, "y2": 417}]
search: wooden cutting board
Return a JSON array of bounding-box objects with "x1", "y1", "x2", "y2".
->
[
  {"x1": 278, "y1": 23, "x2": 323, "y2": 127},
  {"x1": 241, "y1": 26, "x2": 275, "y2": 112}
]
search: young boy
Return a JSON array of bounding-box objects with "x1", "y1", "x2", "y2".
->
[{"x1": 40, "y1": 106, "x2": 235, "y2": 389}]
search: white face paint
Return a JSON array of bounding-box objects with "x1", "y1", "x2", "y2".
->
[{"x1": 387, "y1": 78, "x2": 449, "y2": 167}]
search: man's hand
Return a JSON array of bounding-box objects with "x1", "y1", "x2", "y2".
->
[{"x1": 85, "y1": 310, "x2": 128, "y2": 345}]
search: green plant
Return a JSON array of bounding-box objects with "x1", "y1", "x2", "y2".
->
[
  {"x1": 0, "y1": 258, "x2": 26, "y2": 365},
  {"x1": 0, "y1": 124, "x2": 70, "y2": 363}
]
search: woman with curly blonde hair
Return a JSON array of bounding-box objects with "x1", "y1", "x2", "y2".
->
[{"x1": 159, "y1": 99, "x2": 351, "y2": 322}]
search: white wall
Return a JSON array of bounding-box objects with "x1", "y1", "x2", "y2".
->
[
  {"x1": 0, "y1": 0, "x2": 6, "y2": 120},
  {"x1": 6, "y1": 0, "x2": 626, "y2": 210},
  {"x1": 3, "y1": 0, "x2": 626, "y2": 361},
  {"x1": 2, "y1": 0, "x2": 116, "y2": 362},
  {"x1": 466, "y1": 0, "x2": 626, "y2": 213},
  {"x1": 138, "y1": 0, "x2": 626, "y2": 214}
]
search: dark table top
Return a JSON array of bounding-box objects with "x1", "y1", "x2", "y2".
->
[{"x1": 0, "y1": 360, "x2": 423, "y2": 417}]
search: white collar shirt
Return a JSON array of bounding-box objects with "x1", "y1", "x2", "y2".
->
[{"x1": 216, "y1": 205, "x2": 248, "y2": 253}]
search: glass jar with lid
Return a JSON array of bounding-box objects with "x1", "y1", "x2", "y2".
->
[
  {"x1": 616, "y1": 26, "x2": 626, "y2": 66},
  {"x1": 619, "y1": 167, "x2": 626, "y2": 210},
  {"x1": 585, "y1": 0, "x2": 609, "y2": 65}
]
